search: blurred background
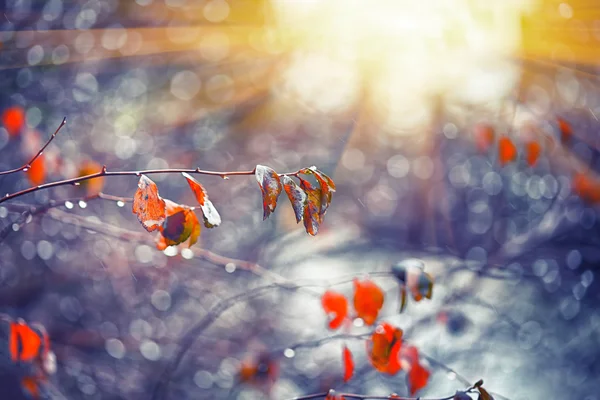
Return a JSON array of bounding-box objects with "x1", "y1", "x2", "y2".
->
[{"x1": 1, "y1": 0, "x2": 600, "y2": 399}]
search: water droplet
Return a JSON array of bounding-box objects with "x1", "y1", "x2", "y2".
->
[
  {"x1": 12, "y1": 223, "x2": 20, "y2": 231},
  {"x1": 23, "y1": 168, "x2": 29, "y2": 172},
  {"x1": 64, "y1": 201, "x2": 74, "y2": 209},
  {"x1": 222, "y1": 176, "x2": 229, "y2": 180},
  {"x1": 74, "y1": 182, "x2": 81, "y2": 186},
  {"x1": 116, "y1": 201, "x2": 125, "y2": 207},
  {"x1": 283, "y1": 348, "x2": 295, "y2": 358},
  {"x1": 78, "y1": 200, "x2": 87, "y2": 209},
  {"x1": 225, "y1": 263, "x2": 236, "y2": 273}
]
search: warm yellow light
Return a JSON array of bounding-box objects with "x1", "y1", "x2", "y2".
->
[{"x1": 271, "y1": 0, "x2": 539, "y2": 134}]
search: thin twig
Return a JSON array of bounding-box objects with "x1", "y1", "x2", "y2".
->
[
  {"x1": 0, "y1": 164, "x2": 299, "y2": 204},
  {"x1": 0, "y1": 117, "x2": 66, "y2": 176}
]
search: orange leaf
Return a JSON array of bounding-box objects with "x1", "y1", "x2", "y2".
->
[
  {"x1": 281, "y1": 176, "x2": 307, "y2": 223},
  {"x1": 26, "y1": 156, "x2": 46, "y2": 186},
  {"x1": 353, "y1": 278, "x2": 384, "y2": 326},
  {"x1": 182, "y1": 172, "x2": 206, "y2": 206},
  {"x1": 255, "y1": 165, "x2": 282, "y2": 220},
  {"x1": 322, "y1": 290, "x2": 348, "y2": 330},
  {"x1": 342, "y1": 346, "x2": 354, "y2": 382},
  {"x1": 181, "y1": 173, "x2": 221, "y2": 228},
  {"x1": 239, "y1": 353, "x2": 279, "y2": 388},
  {"x1": 474, "y1": 124, "x2": 495, "y2": 153},
  {"x1": 132, "y1": 175, "x2": 166, "y2": 232},
  {"x1": 300, "y1": 167, "x2": 336, "y2": 219},
  {"x1": 401, "y1": 346, "x2": 430, "y2": 396},
  {"x1": 2, "y1": 106, "x2": 25, "y2": 137},
  {"x1": 572, "y1": 172, "x2": 600, "y2": 204},
  {"x1": 77, "y1": 161, "x2": 104, "y2": 196},
  {"x1": 498, "y1": 136, "x2": 517, "y2": 166},
  {"x1": 299, "y1": 178, "x2": 321, "y2": 236},
  {"x1": 367, "y1": 322, "x2": 403, "y2": 375},
  {"x1": 525, "y1": 141, "x2": 541, "y2": 167},
  {"x1": 9, "y1": 321, "x2": 43, "y2": 362},
  {"x1": 558, "y1": 117, "x2": 572, "y2": 142},
  {"x1": 21, "y1": 376, "x2": 40, "y2": 399},
  {"x1": 156, "y1": 199, "x2": 201, "y2": 248}
]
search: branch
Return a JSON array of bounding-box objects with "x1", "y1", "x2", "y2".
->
[
  {"x1": 285, "y1": 388, "x2": 474, "y2": 400},
  {"x1": 0, "y1": 160, "x2": 300, "y2": 205},
  {"x1": 0, "y1": 117, "x2": 66, "y2": 176}
]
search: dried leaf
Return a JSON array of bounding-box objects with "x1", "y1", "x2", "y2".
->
[
  {"x1": 2, "y1": 106, "x2": 25, "y2": 137},
  {"x1": 367, "y1": 322, "x2": 403, "y2": 375},
  {"x1": 300, "y1": 167, "x2": 336, "y2": 219},
  {"x1": 498, "y1": 136, "x2": 517, "y2": 166},
  {"x1": 182, "y1": 173, "x2": 221, "y2": 228},
  {"x1": 299, "y1": 178, "x2": 321, "y2": 236},
  {"x1": 200, "y1": 199, "x2": 221, "y2": 228},
  {"x1": 255, "y1": 165, "x2": 282, "y2": 220},
  {"x1": 321, "y1": 290, "x2": 348, "y2": 330},
  {"x1": 132, "y1": 175, "x2": 166, "y2": 232},
  {"x1": 182, "y1": 172, "x2": 206, "y2": 205},
  {"x1": 353, "y1": 278, "x2": 384, "y2": 325},
  {"x1": 157, "y1": 199, "x2": 201, "y2": 248},
  {"x1": 342, "y1": 346, "x2": 354, "y2": 382},
  {"x1": 281, "y1": 176, "x2": 306, "y2": 223}
]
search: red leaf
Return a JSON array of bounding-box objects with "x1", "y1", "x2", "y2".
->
[
  {"x1": 525, "y1": 141, "x2": 541, "y2": 167},
  {"x1": 132, "y1": 175, "x2": 166, "y2": 232},
  {"x1": 299, "y1": 178, "x2": 321, "y2": 236},
  {"x1": 401, "y1": 346, "x2": 430, "y2": 396},
  {"x1": 558, "y1": 117, "x2": 572, "y2": 142},
  {"x1": 281, "y1": 176, "x2": 307, "y2": 223},
  {"x1": 353, "y1": 278, "x2": 384, "y2": 326},
  {"x1": 367, "y1": 322, "x2": 403, "y2": 375},
  {"x1": 2, "y1": 106, "x2": 25, "y2": 137},
  {"x1": 498, "y1": 136, "x2": 517, "y2": 166},
  {"x1": 255, "y1": 165, "x2": 282, "y2": 220},
  {"x1": 342, "y1": 346, "x2": 354, "y2": 382},
  {"x1": 182, "y1": 173, "x2": 221, "y2": 228},
  {"x1": 321, "y1": 290, "x2": 348, "y2": 330},
  {"x1": 26, "y1": 155, "x2": 46, "y2": 186},
  {"x1": 9, "y1": 321, "x2": 43, "y2": 362}
]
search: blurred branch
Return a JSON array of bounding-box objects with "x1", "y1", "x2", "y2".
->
[
  {"x1": 0, "y1": 117, "x2": 66, "y2": 176},
  {"x1": 286, "y1": 387, "x2": 476, "y2": 400}
]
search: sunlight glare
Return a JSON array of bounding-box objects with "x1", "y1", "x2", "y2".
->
[{"x1": 273, "y1": 0, "x2": 538, "y2": 132}]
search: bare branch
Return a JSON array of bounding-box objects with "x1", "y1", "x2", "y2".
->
[{"x1": 0, "y1": 117, "x2": 66, "y2": 176}]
